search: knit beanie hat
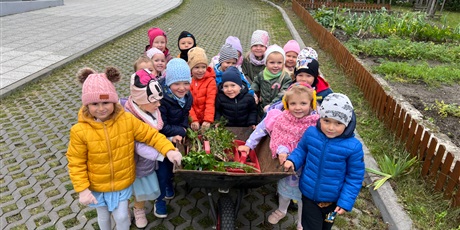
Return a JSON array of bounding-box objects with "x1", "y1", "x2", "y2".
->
[
  {"x1": 187, "y1": 47, "x2": 208, "y2": 69},
  {"x1": 318, "y1": 93, "x2": 354, "y2": 127},
  {"x1": 78, "y1": 67, "x2": 121, "y2": 106},
  {"x1": 225, "y1": 36, "x2": 243, "y2": 55},
  {"x1": 283, "y1": 40, "x2": 300, "y2": 55},
  {"x1": 218, "y1": 44, "x2": 238, "y2": 64},
  {"x1": 250, "y1": 30, "x2": 270, "y2": 47},
  {"x1": 221, "y1": 66, "x2": 242, "y2": 87},
  {"x1": 298, "y1": 47, "x2": 318, "y2": 61},
  {"x1": 263, "y1": 44, "x2": 285, "y2": 65},
  {"x1": 131, "y1": 74, "x2": 163, "y2": 105},
  {"x1": 165, "y1": 58, "x2": 192, "y2": 86},
  {"x1": 146, "y1": 47, "x2": 164, "y2": 59},
  {"x1": 147, "y1": 27, "x2": 167, "y2": 50}
]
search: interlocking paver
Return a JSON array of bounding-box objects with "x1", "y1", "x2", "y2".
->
[{"x1": 0, "y1": 0, "x2": 388, "y2": 229}]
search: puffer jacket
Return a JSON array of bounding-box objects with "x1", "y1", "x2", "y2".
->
[
  {"x1": 159, "y1": 78, "x2": 193, "y2": 137},
  {"x1": 241, "y1": 56, "x2": 265, "y2": 83},
  {"x1": 67, "y1": 104, "x2": 175, "y2": 193},
  {"x1": 252, "y1": 69, "x2": 292, "y2": 116},
  {"x1": 214, "y1": 84, "x2": 257, "y2": 127},
  {"x1": 190, "y1": 66, "x2": 217, "y2": 124},
  {"x1": 287, "y1": 113, "x2": 364, "y2": 211}
]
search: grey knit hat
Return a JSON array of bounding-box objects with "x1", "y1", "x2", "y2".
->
[
  {"x1": 318, "y1": 93, "x2": 354, "y2": 127},
  {"x1": 218, "y1": 44, "x2": 238, "y2": 64}
]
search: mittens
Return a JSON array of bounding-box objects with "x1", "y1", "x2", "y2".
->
[
  {"x1": 166, "y1": 150, "x2": 182, "y2": 166},
  {"x1": 79, "y1": 188, "x2": 97, "y2": 205}
]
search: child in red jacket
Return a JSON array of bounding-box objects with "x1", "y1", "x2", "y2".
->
[{"x1": 188, "y1": 47, "x2": 217, "y2": 131}]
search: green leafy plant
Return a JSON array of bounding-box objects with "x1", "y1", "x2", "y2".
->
[
  {"x1": 366, "y1": 154, "x2": 418, "y2": 190},
  {"x1": 182, "y1": 150, "x2": 258, "y2": 173},
  {"x1": 433, "y1": 100, "x2": 460, "y2": 118},
  {"x1": 202, "y1": 119, "x2": 236, "y2": 162}
]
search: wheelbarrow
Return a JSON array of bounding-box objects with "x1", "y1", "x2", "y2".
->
[{"x1": 173, "y1": 127, "x2": 294, "y2": 230}]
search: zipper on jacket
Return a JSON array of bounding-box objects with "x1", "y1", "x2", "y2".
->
[
  {"x1": 103, "y1": 123, "x2": 114, "y2": 191},
  {"x1": 313, "y1": 138, "x2": 328, "y2": 201}
]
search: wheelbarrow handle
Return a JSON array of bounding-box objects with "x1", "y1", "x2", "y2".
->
[{"x1": 239, "y1": 151, "x2": 248, "y2": 163}]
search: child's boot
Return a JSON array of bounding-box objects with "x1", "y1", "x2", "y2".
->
[
  {"x1": 268, "y1": 209, "x2": 286, "y2": 224},
  {"x1": 133, "y1": 207, "x2": 148, "y2": 228}
]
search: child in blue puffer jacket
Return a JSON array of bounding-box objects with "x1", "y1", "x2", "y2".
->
[{"x1": 283, "y1": 93, "x2": 365, "y2": 230}]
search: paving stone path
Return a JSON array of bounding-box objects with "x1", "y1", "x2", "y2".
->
[{"x1": 0, "y1": 0, "x2": 385, "y2": 229}]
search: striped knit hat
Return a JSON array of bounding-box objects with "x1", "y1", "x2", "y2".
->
[{"x1": 218, "y1": 44, "x2": 238, "y2": 64}]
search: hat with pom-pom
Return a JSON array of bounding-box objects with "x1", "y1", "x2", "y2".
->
[
  {"x1": 80, "y1": 67, "x2": 120, "y2": 106},
  {"x1": 250, "y1": 30, "x2": 270, "y2": 47},
  {"x1": 165, "y1": 58, "x2": 192, "y2": 86},
  {"x1": 283, "y1": 40, "x2": 300, "y2": 55},
  {"x1": 221, "y1": 66, "x2": 242, "y2": 87},
  {"x1": 319, "y1": 93, "x2": 354, "y2": 127},
  {"x1": 218, "y1": 44, "x2": 238, "y2": 64}
]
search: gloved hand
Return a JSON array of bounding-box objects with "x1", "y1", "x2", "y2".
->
[
  {"x1": 167, "y1": 150, "x2": 182, "y2": 166},
  {"x1": 79, "y1": 188, "x2": 97, "y2": 205}
]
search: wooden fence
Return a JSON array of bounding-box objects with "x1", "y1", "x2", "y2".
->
[
  {"x1": 291, "y1": 0, "x2": 459, "y2": 206},
  {"x1": 296, "y1": 1, "x2": 391, "y2": 11}
]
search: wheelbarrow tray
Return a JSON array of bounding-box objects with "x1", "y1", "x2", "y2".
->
[{"x1": 174, "y1": 127, "x2": 295, "y2": 189}]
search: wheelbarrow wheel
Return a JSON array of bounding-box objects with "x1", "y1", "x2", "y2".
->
[{"x1": 217, "y1": 195, "x2": 235, "y2": 230}]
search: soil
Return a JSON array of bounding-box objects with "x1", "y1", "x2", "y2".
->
[{"x1": 333, "y1": 28, "x2": 460, "y2": 148}]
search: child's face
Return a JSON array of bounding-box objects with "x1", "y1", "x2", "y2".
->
[
  {"x1": 139, "y1": 101, "x2": 161, "y2": 113},
  {"x1": 266, "y1": 53, "x2": 284, "y2": 75},
  {"x1": 169, "y1": 81, "x2": 190, "y2": 98},
  {"x1": 320, "y1": 118, "x2": 346, "y2": 138},
  {"x1": 251, "y1": 44, "x2": 266, "y2": 58},
  {"x1": 88, "y1": 102, "x2": 115, "y2": 122},
  {"x1": 222, "y1": 81, "x2": 241, "y2": 99},
  {"x1": 179, "y1": 37, "x2": 194, "y2": 50},
  {"x1": 296, "y1": 72, "x2": 315, "y2": 86},
  {"x1": 191, "y1": 63, "x2": 207, "y2": 79},
  {"x1": 153, "y1": 35, "x2": 167, "y2": 52},
  {"x1": 285, "y1": 51, "x2": 298, "y2": 68},
  {"x1": 287, "y1": 92, "x2": 311, "y2": 119},
  {"x1": 220, "y1": 59, "x2": 237, "y2": 72},
  {"x1": 137, "y1": 61, "x2": 155, "y2": 73},
  {"x1": 152, "y1": 54, "x2": 166, "y2": 73}
]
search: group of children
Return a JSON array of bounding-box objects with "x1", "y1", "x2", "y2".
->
[{"x1": 66, "y1": 27, "x2": 364, "y2": 230}]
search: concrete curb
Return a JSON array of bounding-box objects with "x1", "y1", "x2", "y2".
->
[
  {"x1": 266, "y1": 1, "x2": 413, "y2": 229},
  {"x1": 0, "y1": 0, "x2": 183, "y2": 99}
]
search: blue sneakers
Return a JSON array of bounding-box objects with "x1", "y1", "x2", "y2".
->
[
  {"x1": 154, "y1": 200, "x2": 167, "y2": 218},
  {"x1": 165, "y1": 186, "x2": 175, "y2": 200}
]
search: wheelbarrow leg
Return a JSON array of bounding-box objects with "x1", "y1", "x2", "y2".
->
[
  {"x1": 206, "y1": 188, "x2": 217, "y2": 226},
  {"x1": 234, "y1": 189, "x2": 245, "y2": 218}
]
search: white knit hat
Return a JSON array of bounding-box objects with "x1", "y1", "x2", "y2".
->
[{"x1": 263, "y1": 44, "x2": 285, "y2": 65}]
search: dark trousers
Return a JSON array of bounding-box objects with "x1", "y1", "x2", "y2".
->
[
  {"x1": 301, "y1": 196, "x2": 337, "y2": 230},
  {"x1": 156, "y1": 158, "x2": 173, "y2": 203}
]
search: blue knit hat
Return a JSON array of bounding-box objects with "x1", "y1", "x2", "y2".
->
[
  {"x1": 165, "y1": 58, "x2": 191, "y2": 86},
  {"x1": 221, "y1": 66, "x2": 242, "y2": 87}
]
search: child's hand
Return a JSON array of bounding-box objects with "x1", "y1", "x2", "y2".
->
[
  {"x1": 250, "y1": 125, "x2": 256, "y2": 130},
  {"x1": 166, "y1": 150, "x2": 182, "y2": 166},
  {"x1": 263, "y1": 105, "x2": 270, "y2": 112},
  {"x1": 191, "y1": 122, "x2": 200, "y2": 131},
  {"x1": 334, "y1": 206, "x2": 346, "y2": 215},
  {"x1": 172, "y1": 135, "x2": 183, "y2": 144},
  {"x1": 201, "y1": 122, "x2": 211, "y2": 130},
  {"x1": 238, "y1": 145, "x2": 250, "y2": 154},
  {"x1": 277, "y1": 153, "x2": 287, "y2": 165},
  {"x1": 283, "y1": 160, "x2": 294, "y2": 172},
  {"x1": 254, "y1": 94, "x2": 259, "y2": 104},
  {"x1": 79, "y1": 188, "x2": 97, "y2": 205}
]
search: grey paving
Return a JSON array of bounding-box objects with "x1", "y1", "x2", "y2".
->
[
  {"x1": 0, "y1": 0, "x2": 392, "y2": 229},
  {"x1": 0, "y1": 0, "x2": 181, "y2": 98}
]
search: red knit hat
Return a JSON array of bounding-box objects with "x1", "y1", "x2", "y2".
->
[{"x1": 78, "y1": 67, "x2": 121, "y2": 106}]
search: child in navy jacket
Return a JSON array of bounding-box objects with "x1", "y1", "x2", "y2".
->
[{"x1": 284, "y1": 93, "x2": 365, "y2": 230}]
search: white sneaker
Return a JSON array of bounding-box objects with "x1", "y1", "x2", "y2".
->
[{"x1": 133, "y1": 207, "x2": 148, "y2": 228}]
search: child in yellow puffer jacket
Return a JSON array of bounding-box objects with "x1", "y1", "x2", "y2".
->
[{"x1": 66, "y1": 67, "x2": 182, "y2": 230}]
